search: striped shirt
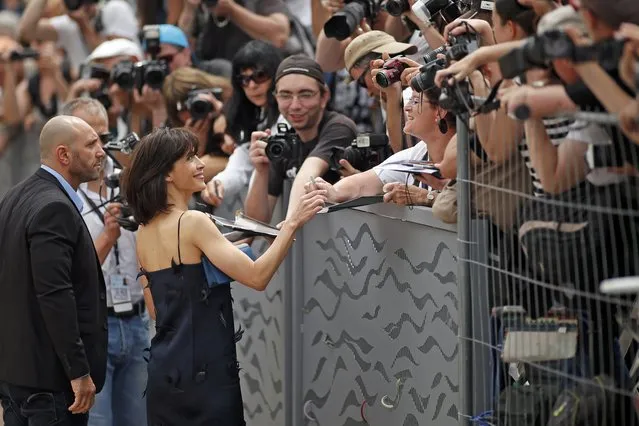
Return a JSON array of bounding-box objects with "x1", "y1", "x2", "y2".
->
[{"x1": 518, "y1": 117, "x2": 574, "y2": 197}]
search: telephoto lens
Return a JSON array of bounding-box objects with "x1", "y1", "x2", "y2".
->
[
  {"x1": 374, "y1": 58, "x2": 408, "y2": 88},
  {"x1": 324, "y1": 1, "x2": 368, "y2": 41}
]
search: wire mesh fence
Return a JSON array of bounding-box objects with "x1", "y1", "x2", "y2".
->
[{"x1": 456, "y1": 109, "x2": 639, "y2": 426}]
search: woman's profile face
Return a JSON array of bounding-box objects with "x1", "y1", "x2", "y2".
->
[
  {"x1": 492, "y1": 9, "x2": 514, "y2": 43},
  {"x1": 238, "y1": 67, "x2": 272, "y2": 108},
  {"x1": 403, "y1": 94, "x2": 437, "y2": 139},
  {"x1": 167, "y1": 152, "x2": 207, "y2": 193}
]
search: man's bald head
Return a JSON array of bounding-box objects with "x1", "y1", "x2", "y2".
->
[{"x1": 39, "y1": 115, "x2": 92, "y2": 161}]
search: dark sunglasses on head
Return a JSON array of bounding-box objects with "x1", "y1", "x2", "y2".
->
[{"x1": 235, "y1": 69, "x2": 270, "y2": 87}]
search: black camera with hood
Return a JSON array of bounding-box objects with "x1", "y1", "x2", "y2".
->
[
  {"x1": 330, "y1": 134, "x2": 391, "y2": 172},
  {"x1": 183, "y1": 88, "x2": 224, "y2": 121},
  {"x1": 324, "y1": 0, "x2": 382, "y2": 41},
  {"x1": 136, "y1": 25, "x2": 169, "y2": 93}
]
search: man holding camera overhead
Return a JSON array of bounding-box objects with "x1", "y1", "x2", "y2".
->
[
  {"x1": 63, "y1": 98, "x2": 149, "y2": 426},
  {"x1": 244, "y1": 54, "x2": 357, "y2": 224},
  {"x1": 17, "y1": 0, "x2": 138, "y2": 73}
]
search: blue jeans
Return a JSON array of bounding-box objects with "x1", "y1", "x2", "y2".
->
[
  {"x1": 0, "y1": 381, "x2": 87, "y2": 426},
  {"x1": 88, "y1": 312, "x2": 150, "y2": 426}
]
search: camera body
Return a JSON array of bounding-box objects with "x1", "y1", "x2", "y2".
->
[
  {"x1": 375, "y1": 58, "x2": 408, "y2": 88},
  {"x1": 133, "y1": 60, "x2": 168, "y2": 92},
  {"x1": 265, "y1": 123, "x2": 302, "y2": 165},
  {"x1": 110, "y1": 60, "x2": 136, "y2": 90},
  {"x1": 330, "y1": 134, "x2": 391, "y2": 172},
  {"x1": 80, "y1": 63, "x2": 112, "y2": 110},
  {"x1": 184, "y1": 88, "x2": 224, "y2": 121},
  {"x1": 447, "y1": 32, "x2": 480, "y2": 62},
  {"x1": 411, "y1": 57, "x2": 447, "y2": 93},
  {"x1": 498, "y1": 30, "x2": 626, "y2": 79},
  {"x1": 324, "y1": 0, "x2": 382, "y2": 41},
  {"x1": 438, "y1": 79, "x2": 472, "y2": 114},
  {"x1": 103, "y1": 132, "x2": 140, "y2": 155}
]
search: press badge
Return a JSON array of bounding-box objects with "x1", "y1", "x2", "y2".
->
[{"x1": 110, "y1": 274, "x2": 133, "y2": 313}]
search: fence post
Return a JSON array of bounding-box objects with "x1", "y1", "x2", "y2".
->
[{"x1": 456, "y1": 115, "x2": 473, "y2": 425}]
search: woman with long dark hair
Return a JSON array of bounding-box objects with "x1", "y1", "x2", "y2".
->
[
  {"x1": 201, "y1": 40, "x2": 286, "y2": 207},
  {"x1": 125, "y1": 127, "x2": 326, "y2": 425}
]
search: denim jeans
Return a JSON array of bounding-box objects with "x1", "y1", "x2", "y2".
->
[
  {"x1": 88, "y1": 312, "x2": 150, "y2": 426},
  {"x1": 0, "y1": 381, "x2": 88, "y2": 426}
]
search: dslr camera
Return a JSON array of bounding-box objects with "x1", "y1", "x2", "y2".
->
[
  {"x1": 265, "y1": 123, "x2": 302, "y2": 164},
  {"x1": 183, "y1": 88, "x2": 224, "y2": 121},
  {"x1": 375, "y1": 57, "x2": 408, "y2": 88},
  {"x1": 324, "y1": 0, "x2": 382, "y2": 41},
  {"x1": 498, "y1": 30, "x2": 626, "y2": 79},
  {"x1": 80, "y1": 63, "x2": 112, "y2": 110},
  {"x1": 446, "y1": 31, "x2": 480, "y2": 62},
  {"x1": 103, "y1": 132, "x2": 140, "y2": 155},
  {"x1": 410, "y1": 57, "x2": 447, "y2": 93},
  {"x1": 135, "y1": 25, "x2": 169, "y2": 92},
  {"x1": 330, "y1": 134, "x2": 391, "y2": 172}
]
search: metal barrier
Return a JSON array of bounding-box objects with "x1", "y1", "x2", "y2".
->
[
  {"x1": 455, "y1": 109, "x2": 639, "y2": 426},
  {"x1": 215, "y1": 187, "x2": 461, "y2": 425}
]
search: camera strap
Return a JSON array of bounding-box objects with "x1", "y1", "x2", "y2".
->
[{"x1": 79, "y1": 188, "x2": 120, "y2": 267}]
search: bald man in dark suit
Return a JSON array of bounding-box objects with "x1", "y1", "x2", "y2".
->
[{"x1": 0, "y1": 116, "x2": 108, "y2": 426}]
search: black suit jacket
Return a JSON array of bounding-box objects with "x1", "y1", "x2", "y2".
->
[{"x1": 0, "y1": 168, "x2": 107, "y2": 392}]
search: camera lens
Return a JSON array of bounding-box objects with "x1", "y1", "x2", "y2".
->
[
  {"x1": 324, "y1": 2, "x2": 367, "y2": 41},
  {"x1": 144, "y1": 62, "x2": 167, "y2": 90},
  {"x1": 190, "y1": 98, "x2": 213, "y2": 121},
  {"x1": 266, "y1": 139, "x2": 291, "y2": 162},
  {"x1": 384, "y1": 0, "x2": 409, "y2": 17},
  {"x1": 343, "y1": 147, "x2": 365, "y2": 172},
  {"x1": 374, "y1": 71, "x2": 391, "y2": 88}
]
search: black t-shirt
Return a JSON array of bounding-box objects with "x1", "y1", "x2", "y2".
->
[
  {"x1": 268, "y1": 111, "x2": 357, "y2": 197},
  {"x1": 194, "y1": 0, "x2": 291, "y2": 61}
]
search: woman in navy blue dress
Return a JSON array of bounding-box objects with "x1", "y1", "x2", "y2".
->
[{"x1": 124, "y1": 128, "x2": 327, "y2": 425}]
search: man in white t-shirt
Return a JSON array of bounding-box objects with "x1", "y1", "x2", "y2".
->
[{"x1": 17, "y1": 0, "x2": 138, "y2": 72}]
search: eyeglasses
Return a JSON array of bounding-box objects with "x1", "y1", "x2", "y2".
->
[
  {"x1": 274, "y1": 90, "x2": 319, "y2": 104},
  {"x1": 235, "y1": 69, "x2": 270, "y2": 87}
]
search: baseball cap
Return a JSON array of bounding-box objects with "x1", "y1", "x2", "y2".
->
[
  {"x1": 158, "y1": 24, "x2": 189, "y2": 49},
  {"x1": 344, "y1": 30, "x2": 417, "y2": 72},
  {"x1": 275, "y1": 54, "x2": 325, "y2": 85},
  {"x1": 87, "y1": 38, "x2": 143, "y2": 62}
]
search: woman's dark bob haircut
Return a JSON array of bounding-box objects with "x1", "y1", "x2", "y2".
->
[{"x1": 123, "y1": 127, "x2": 198, "y2": 225}]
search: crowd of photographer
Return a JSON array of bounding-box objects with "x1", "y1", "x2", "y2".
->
[{"x1": 1, "y1": 0, "x2": 639, "y2": 423}]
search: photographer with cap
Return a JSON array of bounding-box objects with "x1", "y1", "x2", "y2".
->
[
  {"x1": 244, "y1": 54, "x2": 357, "y2": 224},
  {"x1": 344, "y1": 30, "x2": 417, "y2": 154},
  {"x1": 178, "y1": 0, "x2": 291, "y2": 63},
  {"x1": 61, "y1": 98, "x2": 149, "y2": 426},
  {"x1": 17, "y1": 0, "x2": 138, "y2": 72},
  {"x1": 66, "y1": 38, "x2": 164, "y2": 144}
]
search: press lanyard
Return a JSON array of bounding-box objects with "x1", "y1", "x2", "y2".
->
[{"x1": 79, "y1": 188, "x2": 120, "y2": 267}]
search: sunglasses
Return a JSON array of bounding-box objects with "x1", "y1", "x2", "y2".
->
[{"x1": 235, "y1": 69, "x2": 270, "y2": 87}]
